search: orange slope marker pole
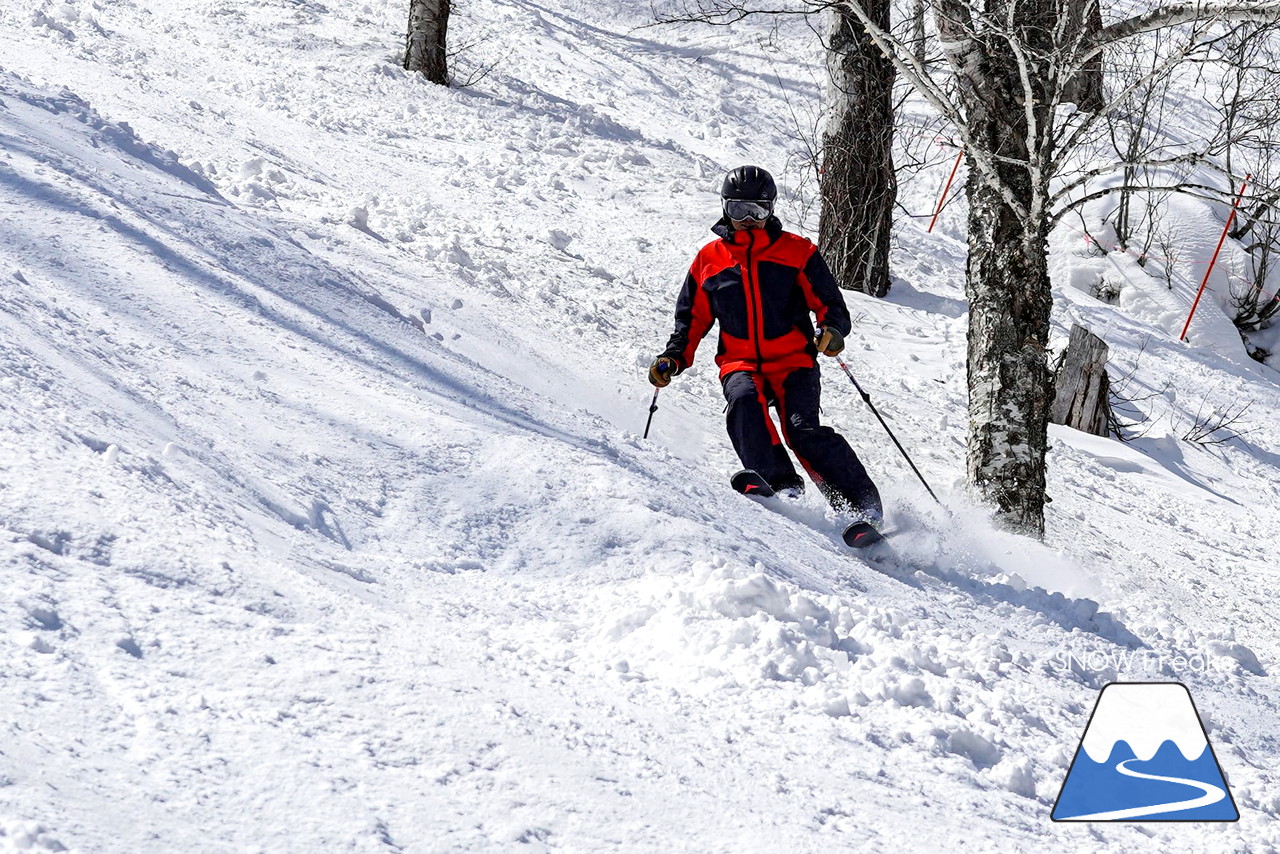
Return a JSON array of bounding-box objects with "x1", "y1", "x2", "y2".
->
[
  {"x1": 1180, "y1": 174, "x2": 1250, "y2": 342},
  {"x1": 927, "y1": 149, "x2": 965, "y2": 233}
]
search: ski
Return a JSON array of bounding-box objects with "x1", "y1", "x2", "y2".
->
[
  {"x1": 842, "y1": 521, "x2": 885, "y2": 549},
  {"x1": 730, "y1": 469, "x2": 775, "y2": 497},
  {"x1": 734, "y1": 470, "x2": 885, "y2": 553}
]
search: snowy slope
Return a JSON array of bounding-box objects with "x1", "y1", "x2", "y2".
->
[{"x1": 2, "y1": 1, "x2": 1280, "y2": 852}]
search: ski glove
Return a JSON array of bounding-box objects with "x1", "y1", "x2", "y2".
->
[
  {"x1": 815, "y1": 326, "x2": 845, "y2": 357},
  {"x1": 649, "y1": 356, "x2": 677, "y2": 388}
]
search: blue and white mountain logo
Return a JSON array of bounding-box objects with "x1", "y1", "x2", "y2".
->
[{"x1": 1052, "y1": 682, "x2": 1239, "y2": 821}]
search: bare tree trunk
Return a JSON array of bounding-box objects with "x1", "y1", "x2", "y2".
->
[
  {"x1": 1062, "y1": 0, "x2": 1104, "y2": 111},
  {"x1": 939, "y1": 0, "x2": 1055, "y2": 536},
  {"x1": 819, "y1": 2, "x2": 896, "y2": 297},
  {"x1": 909, "y1": 0, "x2": 928, "y2": 64},
  {"x1": 964, "y1": 180, "x2": 1054, "y2": 535},
  {"x1": 405, "y1": 0, "x2": 450, "y2": 85}
]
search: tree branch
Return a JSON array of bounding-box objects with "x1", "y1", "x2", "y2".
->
[
  {"x1": 1051, "y1": 151, "x2": 1212, "y2": 210},
  {"x1": 1050, "y1": 24, "x2": 1225, "y2": 176},
  {"x1": 1086, "y1": 1, "x2": 1280, "y2": 61},
  {"x1": 1051, "y1": 179, "x2": 1241, "y2": 226},
  {"x1": 647, "y1": 0, "x2": 829, "y2": 26}
]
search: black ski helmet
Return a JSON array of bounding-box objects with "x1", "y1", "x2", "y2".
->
[
  {"x1": 721, "y1": 165, "x2": 777, "y2": 203},
  {"x1": 720, "y1": 165, "x2": 776, "y2": 223}
]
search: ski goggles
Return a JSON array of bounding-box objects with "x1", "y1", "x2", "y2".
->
[{"x1": 724, "y1": 199, "x2": 773, "y2": 221}]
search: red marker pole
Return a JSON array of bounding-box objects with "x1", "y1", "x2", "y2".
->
[
  {"x1": 1180, "y1": 174, "x2": 1250, "y2": 342},
  {"x1": 928, "y1": 149, "x2": 965, "y2": 233}
]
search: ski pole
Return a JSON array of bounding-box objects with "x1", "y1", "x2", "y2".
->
[
  {"x1": 643, "y1": 387, "x2": 660, "y2": 439},
  {"x1": 835, "y1": 355, "x2": 940, "y2": 504}
]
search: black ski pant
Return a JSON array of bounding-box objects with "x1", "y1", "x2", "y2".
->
[{"x1": 722, "y1": 366, "x2": 882, "y2": 522}]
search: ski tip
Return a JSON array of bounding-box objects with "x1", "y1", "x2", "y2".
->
[
  {"x1": 842, "y1": 521, "x2": 885, "y2": 549},
  {"x1": 730, "y1": 469, "x2": 775, "y2": 498}
]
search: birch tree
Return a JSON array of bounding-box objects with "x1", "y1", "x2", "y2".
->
[
  {"x1": 405, "y1": 0, "x2": 450, "y2": 85},
  {"x1": 839, "y1": 0, "x2": 1280, "y2": 535}
]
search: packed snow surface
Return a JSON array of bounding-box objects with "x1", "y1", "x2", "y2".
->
[{"x1": 2, "y1": 1, "x2": 1280, "y2": 851}]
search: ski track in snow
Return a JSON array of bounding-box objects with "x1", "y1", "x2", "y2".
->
[{"x1": 1, "y1": 0, "x2": 1280, "y2": 851}]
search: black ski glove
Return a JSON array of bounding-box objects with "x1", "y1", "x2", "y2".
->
[
  {"x1": 649, "y1": 356, "x2": 677, "y2": 388},
  {"x1": 815, "y1": 326, "x2": 845, "y2": 357}
]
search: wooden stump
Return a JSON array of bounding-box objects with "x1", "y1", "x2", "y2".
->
[{"x1": 1051, "y1": 325, "x2": 1112, "y2": 436}]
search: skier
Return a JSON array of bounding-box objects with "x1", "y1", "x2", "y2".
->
[{"x1": 649, "y1": 165, "x2": 884, "y2": 539}]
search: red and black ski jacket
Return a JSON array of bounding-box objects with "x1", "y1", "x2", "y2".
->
[{"x1": 662, "y1": 217, "x2": 851, "y2": 378}]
